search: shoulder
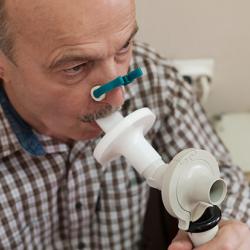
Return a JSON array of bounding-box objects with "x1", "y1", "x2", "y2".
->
[
  {"x1": 132, "y1": 41, "x2": 173, "y2": 69},
  {"x1": 131, "y1": 41, "x2": 196, "y2": 109}
]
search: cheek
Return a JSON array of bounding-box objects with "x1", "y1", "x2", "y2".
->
[
  {"x1": 49, "y1": 91, "x2": 86, "y2": 115},
  {"x1": 25, "y1": 74, "x2": 85, "y2": 107},
  {"x1": 51, "y1": 86, "x2": 98, "y2": 118}
]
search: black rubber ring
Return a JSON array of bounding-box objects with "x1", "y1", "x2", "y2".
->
[{"x1": 187, "y1": 205, "x2": 222, "y2": 233}]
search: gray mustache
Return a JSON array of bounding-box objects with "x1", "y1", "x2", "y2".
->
[{"x1": 79, "y1": 104, "x2": 120, "y2": 123}]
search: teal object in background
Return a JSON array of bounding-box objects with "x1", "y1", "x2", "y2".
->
[{"x1": 93, "y1": 68, "x2": 143, "y2": 99}]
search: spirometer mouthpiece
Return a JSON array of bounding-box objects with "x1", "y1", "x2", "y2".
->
[{"x1": 94, "y1": 108, "x2": 166, "y2": 190}]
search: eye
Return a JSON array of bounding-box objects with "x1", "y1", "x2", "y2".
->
[
  {"x1": 118, "y1": 40, "x2": 132, "y2": 55},
  {"x1": 63, "y1": 62, "x2": 88, "y2": 75}
]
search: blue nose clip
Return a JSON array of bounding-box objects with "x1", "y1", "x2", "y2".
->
[{"x1": 92, "y1": 68, "x2": 143, "y2": 100}]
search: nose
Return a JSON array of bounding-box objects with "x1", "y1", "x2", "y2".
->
[
  {"x1": 103, "y1": 86, "x2": 124, "y2": 108},
  {"x1": 94, "y1": 58, "x2": 126, "y2": 107}
]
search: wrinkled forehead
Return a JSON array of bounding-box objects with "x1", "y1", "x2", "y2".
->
[{"x1": 6, "y1": 0, "x2": 135, "y2": 47}]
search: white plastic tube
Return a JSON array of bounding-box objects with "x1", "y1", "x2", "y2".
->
[{"x1": 188, "y1": 225, "x2": 218, "y2": 247}]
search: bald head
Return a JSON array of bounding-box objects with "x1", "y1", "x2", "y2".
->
[{"x1": 3, "y1": 0, "x2": 135, "y2": 63}]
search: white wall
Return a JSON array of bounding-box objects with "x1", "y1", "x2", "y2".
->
[{"x1": 136, "y1": 0, "x2": 250, "y2": 116}]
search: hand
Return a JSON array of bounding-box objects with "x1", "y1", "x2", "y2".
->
[{"x1": 168, "y1": 220, "x2": 250, "y2": 250}]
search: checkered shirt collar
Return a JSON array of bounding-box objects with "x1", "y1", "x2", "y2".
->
[{"x1": 0, "y1": 85, "x2": 72, "y2": 157}]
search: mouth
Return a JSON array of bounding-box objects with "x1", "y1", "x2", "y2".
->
[
  {"x1": 90, "y1": 121, "x2": 101, "y2": 129},
  {"x1": 79, "y1": 104, "x2": 121, "y2": 123}
]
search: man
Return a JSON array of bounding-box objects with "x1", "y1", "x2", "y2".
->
[{"x1": 0, "y1": 0, "x2": 249, "y2": 249}]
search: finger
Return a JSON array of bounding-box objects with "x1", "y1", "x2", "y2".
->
[
  {"x1": 195, "y1": 220, "x2": 249, "y2": 250},
  {"x1": 168, "y1": 231, "x2": 193, "y2": 250},
  {"x1": 234, "y1": 223, "x2": 250, "y2": 250},
  {"x1": 194, "y1": 225, "x2": 235, "y2": 250},
  {"x1": 238, "y1": 241, "x2": 250, "y2": 250}
]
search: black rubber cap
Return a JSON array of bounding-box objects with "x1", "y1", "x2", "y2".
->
[{"x1": 187, "y1": 205, "x2": 222, "y2": 233}]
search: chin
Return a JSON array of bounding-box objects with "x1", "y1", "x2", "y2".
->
[
  {"x1": 76, "y1": 126, "x2": 103, "y2": 141},
  {"x1": 81, "y1": 131, "x2": 102, "y2": 141},
  {"x1": 47, "y1": 122, "x2": 103, "y2": 142}
]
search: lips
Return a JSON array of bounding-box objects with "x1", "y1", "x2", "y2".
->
[{"x1": 90, "y1": 121, "x2": 102, "y2": 130}]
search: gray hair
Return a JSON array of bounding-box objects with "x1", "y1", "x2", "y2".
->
[{"x1": 0, "y1": 0, "x2": 14, "y2": 59}]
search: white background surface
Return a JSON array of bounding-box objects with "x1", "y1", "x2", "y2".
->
[{"x1": 136, "y1": 0, "x2": 250, "y2": 116}]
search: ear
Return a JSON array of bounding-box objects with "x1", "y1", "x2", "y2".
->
[
  {"x1": 0, "y1": 67, "x2": 3, "y2": 79},
  {"x1": 0, "y1": 52, "x2": 4, "y2": 79},
  {"x1": 0, "y1": 51, "x2": 11, "y2": 82}
]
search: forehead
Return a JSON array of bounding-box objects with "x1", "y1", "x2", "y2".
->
[{"x1": 7, "y1": 0, "x2": 135, "y2": 51}]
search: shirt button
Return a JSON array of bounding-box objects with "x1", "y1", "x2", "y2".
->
[
  {"x1": 78, "y1": 241, "x2": 86, "y2": 249},
  {"x1": 75, "y1": 202, "x2": 83, "y2": 210}
]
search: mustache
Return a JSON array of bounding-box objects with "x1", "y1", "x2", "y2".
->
[{"x1": 79, "y1": 104, "x2": 120, "y2": 123}]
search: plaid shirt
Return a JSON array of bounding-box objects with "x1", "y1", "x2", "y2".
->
[{"x1": 0, "y1": 41, "x2": 249, "y2": 250}]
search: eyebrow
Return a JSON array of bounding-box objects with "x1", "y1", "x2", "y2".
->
[
  {"x1": 120, "y1": 24, "x2": 139, "y2": 50},
  {"x1": 49, "y1": 24, "x2": 139, "y2": 70}
]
